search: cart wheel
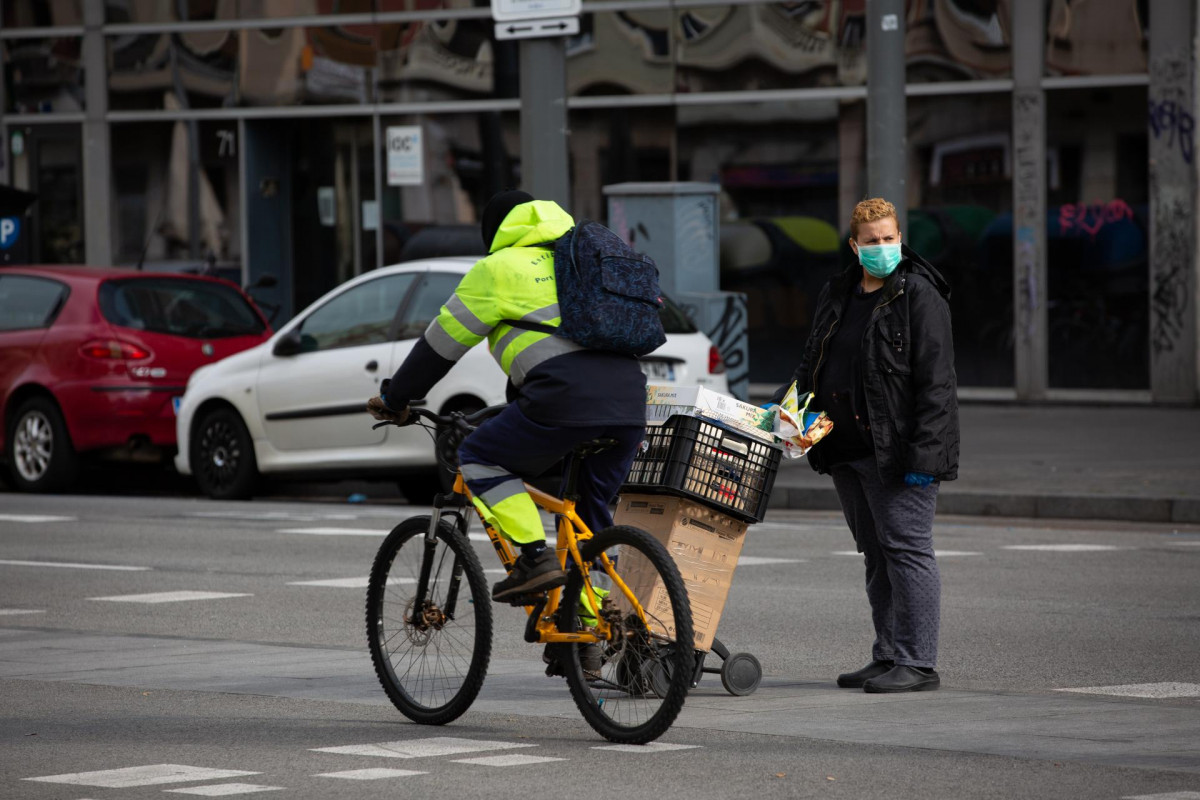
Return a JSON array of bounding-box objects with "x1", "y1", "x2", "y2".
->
[{"x1": 720, "y1": 652, "x2": 762, "y2": 696}]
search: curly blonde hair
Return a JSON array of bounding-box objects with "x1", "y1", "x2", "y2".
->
[{"x1": 850, "y1": 198, "x2": 897, "y2": 238}]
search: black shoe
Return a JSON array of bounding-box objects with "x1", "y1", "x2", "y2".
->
[
  {"x1": 492, "y1": 551, "x2": 566, "y2": 602},
  {"x1": 836, "y1": 660, "x2": 894, "y2": 688},
  {"x1": 863, "y1": 665, "x2": 940, "y2": 693}
]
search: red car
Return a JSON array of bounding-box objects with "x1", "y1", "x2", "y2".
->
[{"x1": 1, "y1": 266, "x2": 272, "y2": 492}]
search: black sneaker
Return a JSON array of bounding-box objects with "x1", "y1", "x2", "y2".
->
[
  {"x1": 492, "y1": 551, "x2": 566, "y2": 602},
  {"x1": 543, "y1": 642, "x2": 603, "y2": 680}
]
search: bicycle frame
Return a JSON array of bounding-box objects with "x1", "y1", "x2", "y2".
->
[{"x1": 417, "y1": 471, "x2": 652, "y2": 647}]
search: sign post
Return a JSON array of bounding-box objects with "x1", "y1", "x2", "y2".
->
[
  {"x1": 490, "y1": 0, "x2": 579, "y2": 207},
  {"x1": 386, "y1": 126, "x2": 423, "y2": 187}
]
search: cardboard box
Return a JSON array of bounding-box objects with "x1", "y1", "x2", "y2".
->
[
  {"x1": 645, "y1": 384, "x2": 777, "y2": 444},
  {"x1": 612, "y1": 493, "x2": 749, "y2": 651}
]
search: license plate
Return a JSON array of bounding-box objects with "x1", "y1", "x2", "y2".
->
[
  {"x1": 171, "y1": 396, "x2": 182, "y2": 415},
  {"x1": 640, "y1": 361, "x2": 675, "y2": 382}
]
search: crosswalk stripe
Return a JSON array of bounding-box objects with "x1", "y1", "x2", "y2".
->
[
  {"x1": 91, "y1": 592, "x2": 252, "y2": 604},
  {"x1": 0, "y1": 609, "x2": 46, "y2": 615},
  {"x1": 451, "y1": 754, "x2": 564, "y2": 767},
  {"x1": 0, "y1": 559, "x2": 148, "y2": 571},
  {"x1": 0, "y1": 514, "x2": 76, "y2": 523},
  {"x1": 24, "y1": 765, "x2": 258, "y2": 788},
  {"x1": 315, "y1": 769, "x2": 427, "y2": 780},
  {"x1": 832, "y1": 551, "x2": 980, "y2": 557},
  {"x1": 736, "y1": 556, "x2": 807, "y2": 565},
  {"x1": 165, "y1": 784, "x2": 283, "y2": 796},
  {"x1": 312, "y1": 737, "x2": 536, "y2": 759},
  {"x1": 1058, "y1": 682, "x2": 1200, "y2": 699},
  {"x1": 592, "y1": 743, "x2": 701, "y2": 753},
  {"x1": 288, "y1": 577, "x2": 415, "y2": 588},
  {"x1": 276, "y1": 528, "x2": 389, "y2": 536},
  {"x1": 1003, "y1": 544, "x2": 1123, "y2": 552}
]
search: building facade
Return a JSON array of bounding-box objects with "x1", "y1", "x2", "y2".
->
[{"x1": 2, "y1": 0, "x2": 1197, "y2": 403}]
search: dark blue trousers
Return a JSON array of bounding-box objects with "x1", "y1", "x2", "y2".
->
[{"x1": 457, "y1": 403, "x2": 644, "y2": 536}]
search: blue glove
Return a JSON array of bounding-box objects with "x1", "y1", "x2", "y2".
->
[{"x1": 904, "y1": 471, "x2": 935, "y2": 488}]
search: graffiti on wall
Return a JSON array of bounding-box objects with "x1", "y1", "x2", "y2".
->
[
  {"x1": 1057, "y1": 199, "x2": 1135, "y2": 239},
  {"x1": 1149, "y1": 98, "x2": 1196, "y2": 166},
  {"x1": 1012, "y1": 90, "x2": 1043, "y2": 345}
]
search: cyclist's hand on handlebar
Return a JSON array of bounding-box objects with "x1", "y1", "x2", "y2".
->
[{"x1": 366, "y1": 395, "x2": 410, "y2": 425}]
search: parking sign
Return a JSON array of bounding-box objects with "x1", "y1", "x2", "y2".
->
[{"x1": 0, "y1": 217, "x2": 19, "y2": 250}]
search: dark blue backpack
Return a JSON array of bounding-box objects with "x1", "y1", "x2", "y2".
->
[{"x1": 509, "y1": 220, "x2": 667, "y2": 357}]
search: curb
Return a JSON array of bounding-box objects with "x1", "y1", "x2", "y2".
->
[{"x1": 767, "y1": 487, "x2": 1200, "y2": 524}]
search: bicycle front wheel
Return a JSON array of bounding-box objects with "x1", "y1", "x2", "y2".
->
[
  {"x1": 366, "y1": 515, "x2": 492, "y2": 725},
  {"x1": 559, "y1": 525, "x2": 694, "y2": 744}
]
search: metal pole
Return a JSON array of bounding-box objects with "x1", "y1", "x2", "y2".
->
[
  {"x1": 373, "y1": 113, "x2": 384, "y2": 269},
  {"x1": 82, "y1": 2, "x2": 112, "y2": 264},
  {"x1": 865, "y1": 0, "x2": 907, "y2": 232},
  {"x1": 518, "y1": 38, "x2": 570, "y2": 207},
  {"x1": 1148, "y1": 0, "x2": 1198, "y2": 402},
  {"x1": 1011, "y1": 0, "x2": 1048, "y2": 400}
]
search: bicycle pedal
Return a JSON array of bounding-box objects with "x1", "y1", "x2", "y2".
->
[{"x1": 504, "y1": 591, "x2": 546, "y2": 607}]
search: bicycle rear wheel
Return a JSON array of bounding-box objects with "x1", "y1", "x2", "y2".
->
[
  {"x1": 559, "y1": 525, "x2": 694, "y2": 744},
  {"x1": 366, "y1": 515, "x2": 492, "y2": 725}
]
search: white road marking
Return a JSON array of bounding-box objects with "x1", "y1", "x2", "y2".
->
[
  {"x1": 1166, "y1": 541, "x2": 1200, "y2": 546},
  {"x1": 188, "y1": 511, "x2": 360, "y2": 521},
  {"x1": 0, "y1": 559, "x2": 148, "y2": 571},
  {"x1": 0, "y1": 609, "x2": 45, "y2": 616},
  {"x1": 315, "y1": 769, "x2": 427, "y2": 780},
  {"x1": 592, "y1": 743, "x2": 701, "y2": 753},
  {"x1": 1058, "y1": 682, "x2": 1200, "y2": 699},
  {"x1": 313, "y1": 737, "x2": 536, "y2": 759},
  {"x1": 0, "y1": 514, "x2": 76, "y2": 523},
  {"x1": 288, "y1": 577, "x2": 415, "y2": 588},
  {"x1": 1123, "y1": 793, "x2": 1200, "y2": 800},
  {"x1": 1003, "y1": 544, "x2": 1124, "y2": 552},
  {"x1": 832, "y1": 551, "x2": 979, "y2": 557},
  {"x1": 91, "y1": 591, "x2": 252, "y2": 604},
  {"x1": 276, "y1": 527, "x2": 389, "y2": 537},
  {"x1": 451, "y1": 754, "x2": 564, "y2": 767},
  {"x1": 165, "y1": 784, "x2": 283, "y2": 796},
  {"x1": 24, "y1": 765, "x2": 258, "y2": 788},
  {"x1": 736, "y1": 556, "x2": 807, "y2": 565},
  {"x1": 468, "y1": 533, "x2": 491, "y2": 542}
]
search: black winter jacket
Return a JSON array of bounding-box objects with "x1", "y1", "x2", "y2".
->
[{"x1": 772, "y1": 244, "x2": 960, "y2": 482}]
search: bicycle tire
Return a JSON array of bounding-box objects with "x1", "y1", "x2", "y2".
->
[
  {"x1": 366, "y1": 515, "x2": 492, "y2": 725},
  {"x1": 560, "y1": 525, "x2": 694, "y2": 744}
]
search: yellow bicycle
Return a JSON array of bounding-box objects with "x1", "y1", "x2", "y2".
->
[{"x1": 366, "y1": 406, "x2": 695, "y2": 744}]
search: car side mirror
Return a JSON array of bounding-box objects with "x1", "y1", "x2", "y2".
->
[{"x1": 272, "y1": 328, "x2": 304, "y2": 357}]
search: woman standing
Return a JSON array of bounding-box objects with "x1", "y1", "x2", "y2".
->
[{"x1": 773, "y1": 197, "x2": 959, "y2": 693}]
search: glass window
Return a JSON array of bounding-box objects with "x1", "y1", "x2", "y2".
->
[
  {"x1": 909, "y1": 93, "x2": 1014, "y2": 388},
  {"x1": 295, "y1": 272, "x2": 417, "y2": 352},
  {"x1": 905, "y1": 1, "x2": 1012, "y2": 82},
  {"x1": 2, "y1": 38, "x2": 85, "y2": 114},
  {"x1": 1045, "y1": 85, "x2": 1149, "y2": 389},
  {"x1": 659, "y1": 293, "x2": 697, "y2": 335},
  {"x1": 98, "y1": 277, "x2": 266, "y2": 339},
  {"x1": 396, "y1": 270, "x2": 463, "y2": 339},
  {"x1": 0, "y1": 275, "x2": 68, "y2": 332},
  {"x1": 2, "y1": 1, "x2": 81, "y2": 28},
  {"x1": 568, "y1": 10, "x2": 674, "y2": 97},
  {"x1": 1045, "y1": 0, "x2": 1148, "y2": 77}
]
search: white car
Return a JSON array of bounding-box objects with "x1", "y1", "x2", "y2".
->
[{"x1": 175, "y1": 257, "x2": 729, "y2": 501}]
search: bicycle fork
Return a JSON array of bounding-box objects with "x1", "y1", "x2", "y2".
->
[{"x1": 411, "y1": 491, "x2": 472, "y2": 621}]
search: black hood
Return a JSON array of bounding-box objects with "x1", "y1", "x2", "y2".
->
[
  {"x1": 832, "y1": 242, "x2": 951, "y2": 302},
  {"x1": 480, "y1": 190, "x2": 533, "y2": 251}
]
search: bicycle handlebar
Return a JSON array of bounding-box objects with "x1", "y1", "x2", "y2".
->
[{"x1": 371, "y1": 403, "x2": 507, "y2": 431}]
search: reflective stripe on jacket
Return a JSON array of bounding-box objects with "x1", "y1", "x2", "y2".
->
[{"x1": 423, "y1": 200, "x2": 584, "y2": 386}]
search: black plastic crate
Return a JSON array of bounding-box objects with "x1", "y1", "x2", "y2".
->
[{"x1": 622, "y1": 414, "x2": 782, "y2": 523}]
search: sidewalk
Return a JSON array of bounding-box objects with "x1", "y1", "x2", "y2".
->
[{"x1": 765, "y1": 402, "x2": 1200, "y2": 524}]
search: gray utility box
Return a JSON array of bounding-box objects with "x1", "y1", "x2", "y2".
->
[{"x1": 603, "y1": 182, "x2": 749, "y2": 400}]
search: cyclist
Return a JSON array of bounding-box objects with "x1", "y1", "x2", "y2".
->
[{"x1": 367, "y1": 191, "x2": 647, "y2": 603}]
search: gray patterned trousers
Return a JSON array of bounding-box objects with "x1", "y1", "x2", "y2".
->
[{"x1": 830, "y1": 455, "x2": 941, "y2": 669}]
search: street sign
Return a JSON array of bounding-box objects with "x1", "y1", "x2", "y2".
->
[
  {"x1": 386, "y1": 126, "x2": 423, "y2": 187},
  {"x1": 490, "y1": 0, "x2": 579, "y2": 22},
  {"x1": 0, "y1": 217, "x2": 19, "y2": 250},
  {"x1": 494, "y1": 15, "x2": 579, "y2": 40}
]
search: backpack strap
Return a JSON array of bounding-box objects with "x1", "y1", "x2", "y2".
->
[{"x1": 502, "y1": 318, "x2": 557, "y2": 335}]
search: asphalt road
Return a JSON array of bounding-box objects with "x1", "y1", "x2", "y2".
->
[{"x1": 2, "y1": 490, "x2": 1200, "y2": 799}]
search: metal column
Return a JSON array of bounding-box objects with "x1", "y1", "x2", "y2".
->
[
  {"x1": 82, "y1": 2, "x2": 112, "y2": 264},
  {"x1": 1011, "y1": 0, "x2": 1047, "y2": 401},
  {"x1": 1148, "y1": 0, "x2": 1198, "y2": 402},
  {"x1": 865, "y1": 0, "x2": 907, "y2": 232},
  {"x1": 519, "y1": 38, "x2": 570, "y2": 207}
]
